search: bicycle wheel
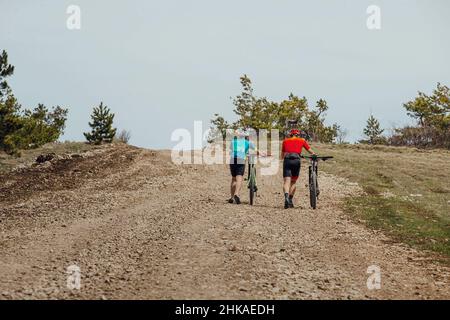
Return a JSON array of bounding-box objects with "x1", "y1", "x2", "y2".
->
[
  {"x1": 249, "y1": 165, "x2": 256, "y2": 205},
  {"x1": 315, "y1": 166, "x2": 320, "y2": 198},
  {"x1": 309, "y1": 167, "x2": 317, "y2": 209}
]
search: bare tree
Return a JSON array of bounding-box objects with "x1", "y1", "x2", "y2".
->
[
  {"x1": 336, "y1": 126, "x2": 348, "y2": 144},
  {"x1": 116, "y1": 129, "x2": 131, "y2": 144}
]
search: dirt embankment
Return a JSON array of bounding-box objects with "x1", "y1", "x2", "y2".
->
[{"x1": 0, "y1": 144, "x2": 449, "y2": 299}]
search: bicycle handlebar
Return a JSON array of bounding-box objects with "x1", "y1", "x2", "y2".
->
[{"x1": 300, "y1": 155, "x2": 334, "y2": 161}]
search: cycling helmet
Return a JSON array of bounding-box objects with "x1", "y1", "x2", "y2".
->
[
  {"x1": 289, "y1": 129, "x2": 301, "y2": 137},
  {"x1": 234, "y1": 128, "x2": 248, "y2": 137}
]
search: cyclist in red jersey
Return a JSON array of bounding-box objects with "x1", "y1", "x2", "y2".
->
[{"x1": 280, "y1": 129, "x2": 316, "y2": 209}]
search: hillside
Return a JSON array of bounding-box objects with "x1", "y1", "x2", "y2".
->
[{"x1": 0, "y1": 143, "x2": 449, "y2": 299}]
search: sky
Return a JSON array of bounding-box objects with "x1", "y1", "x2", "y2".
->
[{"x1": 1, "y1": 0, "x2": 449, "y2": 149}]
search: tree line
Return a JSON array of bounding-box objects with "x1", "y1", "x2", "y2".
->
[
  {"x1": 1, "y1": 49, "x2": 448, "y2": 155},
  {"x1": 0, "y1": 50, "x2": 127, "y2": 156},
  {"x1": 209, "y1": 75, "x2": 340, "y2": 143},
  {"x1": 210, "y1": 75, "x2": 449, "y2": 150},
  {"x1": 359, "y1": 83, "x2": 449, "y2": 148}
]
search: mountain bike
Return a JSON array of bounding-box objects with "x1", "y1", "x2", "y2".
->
[
  {"x1": 247, "y1": 154, "x2": 257, "y2": 205},
  {"x1": 300, "y1": 155, "x2": 333, "y2": 209}
]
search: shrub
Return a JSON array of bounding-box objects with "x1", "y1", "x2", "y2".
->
[
  {"x1": 390, "y1": 83, "x2": 450, "y2": 149},
  {"x1": 116, "y1": 129, "x2": 131, "y2": 144},
  {"x1": 0, "y1": 97, "x2": 68, "y2": 156}
]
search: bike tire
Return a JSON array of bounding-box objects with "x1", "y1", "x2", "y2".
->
[
  {"x1": 249, "y1": 166, "x2": 256, "y2": 206},
  {"x1": 309, "y1": 170, "x2": 317, "y2": 209},
  {"x1": 315, "y1": 166, "x2": 320, "y2": 198},
  {"x1": 249, "y1": 184, "x2": 255, "y2": 205}
]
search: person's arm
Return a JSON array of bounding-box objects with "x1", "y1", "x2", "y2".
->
[
  {"x1": 280, "y1": 141, "x2": 285, "y2": 160},
  {"x1": 303, "y1": 140, "x2": 316, "y2": 156},
  {"x1": 250, "y1": 142, "x2": 268, "y2": 157}
]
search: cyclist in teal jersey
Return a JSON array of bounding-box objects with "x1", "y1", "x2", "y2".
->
[{"x1": 228, "y1": 129, "x2": 256, "y2": 204}]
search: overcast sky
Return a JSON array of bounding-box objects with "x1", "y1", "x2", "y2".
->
[{"x1": 1, "y1": 0, "x2": 449, "y2": 148}]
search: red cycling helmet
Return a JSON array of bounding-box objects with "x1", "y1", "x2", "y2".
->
[{"x1": 289, "y1": 129, "x2": 300, "y2": 137}]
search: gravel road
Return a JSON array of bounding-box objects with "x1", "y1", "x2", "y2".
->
[{"x1": 0, "y1": 145, "x2": 448, "y2": 299}]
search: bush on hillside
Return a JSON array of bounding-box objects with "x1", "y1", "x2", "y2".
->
[
  {"x1": 0, "y1": 50, "x2": 68, "y2": 156},
  {"x1": 389, "y1": 83, "x2": 450, "y2": 149}
]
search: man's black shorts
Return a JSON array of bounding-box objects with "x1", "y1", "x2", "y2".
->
[
  {"x1": 230, "y1": 157, "x2": 246, "y2": 177},
  {"x1": 283, "y1": 157, "x2": 301, "y2": 179}
]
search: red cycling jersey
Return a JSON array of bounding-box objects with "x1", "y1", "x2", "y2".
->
[{"x1": 282, "y1": 137, "x2": 310, "y2": 154}]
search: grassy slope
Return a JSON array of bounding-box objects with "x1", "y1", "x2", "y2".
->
[
  {"x1": 314, "y1": 143, "x2": 450, "y2": 260},
  {"x1": 0, "y1": 142, "x2": 96, "y2": 173}
]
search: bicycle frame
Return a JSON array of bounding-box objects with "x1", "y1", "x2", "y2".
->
[
  {"x1": 247, "y1": 162, "x2": 256, "y2": 182},
  {"x1": 247, "y1": 154, "x2": 257, "y2": 205},
  {"x1": 301, "y1": 155, "x2": 333, "y2": 208},
  {"x1": 247, "y1": 154, "x2": 256, "y2": 180},
  {"x1": 309, "y1": 158, "x2": 320, "y2": 197}
]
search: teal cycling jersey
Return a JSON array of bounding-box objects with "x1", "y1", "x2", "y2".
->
[{"x1": 230, "y1": 138, "x2": 255, "y2": 160}]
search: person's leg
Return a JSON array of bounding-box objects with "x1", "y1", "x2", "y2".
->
[
  {"x1": 283, "y1": 177, "x2": 291, "y2": 194},
  {"x1": 282, "y1": 157, "x2": 292, "y2": 209},
  {"x1": 287, "y1": 159, "x2": 300, "y2": 208},
  {"x1": 288, "y1": 178, "x2": 297, "y2": 208},
  {"x1": 233, "y1": 175, "x2": 243, "y2": 204},
  {"x1": 235, "y1": 175, "x2": 243, "y2": 196},
  {"x1": 229, "y1": 162, "x2": 238, "y2": 202},
  {"x1": 289, "y1": 181, "x2": 297, "y2": 196},
  {"x1": 232, "y1": 163, "x2": 245, "y2": 204},
  {"x1": 230, "y1": 177, "x2": 237, "y2": 198},
  {"x1": 283, "y1": 177, "x2": 291, "y2": 209}
]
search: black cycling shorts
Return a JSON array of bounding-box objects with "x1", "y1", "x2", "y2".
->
[
  {"x1": 230, "y1": 158, "x2": 246, "y2": 177},
  {"x1": 283, "y1": 157, "x2": 301, "y2": 180}
]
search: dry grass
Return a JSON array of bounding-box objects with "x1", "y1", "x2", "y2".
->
[{"x1": 314, "y1": 143, "x2": 450, "y2": 259}]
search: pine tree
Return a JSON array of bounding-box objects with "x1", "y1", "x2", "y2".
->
[
  {"x1": 84, "y1": 102, "x2": 117, "y2": 144},
  {"x1": 0, "y1": 50, "x2": 68, "y2": 155},
  {"x1": 363, "y1": 115, "x2": 384, "y2": 144},
  {"x1": 0, "y1": 50, "x2": 15, "y2": 100}
]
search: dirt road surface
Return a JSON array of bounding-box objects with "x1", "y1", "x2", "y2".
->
[{"x1": 0, "y1": 145, "x2": 449, "y2": 299}]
